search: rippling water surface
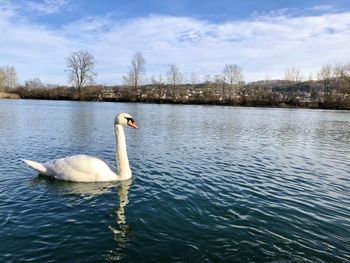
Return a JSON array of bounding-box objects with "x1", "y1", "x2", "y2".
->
[{"x1": 1, "y1": 100, "x2": 350, "y2": 262}]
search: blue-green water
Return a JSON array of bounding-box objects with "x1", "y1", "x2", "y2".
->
[{"x1": 1, "y1": 100, "x2": 350, "y2": 262}]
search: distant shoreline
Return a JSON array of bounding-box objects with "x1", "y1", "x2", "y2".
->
[
  {"x1": 0, "y1": 92, "x2": 20, "y2": 99},
  {"x1": 3, "y1": 79, "x2": 350, "y2": 110},
  {"x1": 2, "y1": 96, "x2": 348, "y2": 111}
]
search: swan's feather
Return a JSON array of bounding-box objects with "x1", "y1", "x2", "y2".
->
[
  {"x1": 23, "y1": 159, "x2": 47, "y2": 174},
  {"x1": 24, "y1": 155, "x2": 118, "y2": 182}
]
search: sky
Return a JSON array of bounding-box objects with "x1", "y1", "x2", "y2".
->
[{"x1": 1, "y1": 0, "x2": 350, "y2": 85}]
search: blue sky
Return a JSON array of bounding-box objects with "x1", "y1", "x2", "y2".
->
[{"x1": 1, "y1": 0, "x2": 350, "y2": 85}]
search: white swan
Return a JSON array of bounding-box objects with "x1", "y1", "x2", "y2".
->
[{"x1": 23, "y1": 113, "x2": 139, "y2": 182}]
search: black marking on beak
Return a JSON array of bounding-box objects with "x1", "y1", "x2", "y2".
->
[{"x1": 125, "y1": 117, "x2": 135, "y2": 124}]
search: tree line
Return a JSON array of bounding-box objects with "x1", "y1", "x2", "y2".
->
[{"x1": 2, "y1": 50, "x2": 350, "y2": 109}]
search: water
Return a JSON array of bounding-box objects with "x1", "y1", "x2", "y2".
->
[{"x1": 1, "y1": 100, "x2": 350, "y2": 262}]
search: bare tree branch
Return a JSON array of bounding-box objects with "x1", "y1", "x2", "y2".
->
[
  {"x1": 0, "y1": 66, "x2": 17, "y2": 90},
  {"x1": 167, "y1": 64, "x2": 182, "y2": 86},
  {"x1": 284, "y1": 66, "x2": 303, "y2": 83},
  {"x1": 223, "y1": 64, "x2": 244, "y2": 85},
  {"x1": 123, "y1": 52, "x2": 145, "y2": 91},
  {"x1": 66, "y1": 51, "x2": 96, "y2": 98}
]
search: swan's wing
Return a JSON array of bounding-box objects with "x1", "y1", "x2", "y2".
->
[
  {"x1": 23, "y1": 159, "x2": 47, "y2": 174},
  {"x1": 44, "y1": 155, "x2": 117, "y2": 182}
]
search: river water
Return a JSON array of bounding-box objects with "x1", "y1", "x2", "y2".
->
[{"x1": 0, "y1": 100, "x2": 349, "y2": 262}]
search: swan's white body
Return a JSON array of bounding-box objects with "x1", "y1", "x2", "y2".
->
[
  {"x1": 24, "y1": 155, "x2": 119, "y2": 182},
  {"x1": 24, "y1": 113, "x2": 138, "y2": 182}
]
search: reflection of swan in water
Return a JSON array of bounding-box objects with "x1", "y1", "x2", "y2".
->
[
  {"x1": 115, "y1": 179, "x2": 131, "y2": 224},
  {"x1": 109, "y1": 179, "x2": 132, "y2": 239},
  {"x1": 31, "y1": 175, "x2": 132, "y2": 229},
  {"x1": 30, "y1": 175, "x2": 116, "y2": 197},
  {"x1": 105, "y1": 180, "x2": 132, "y2": 262}
]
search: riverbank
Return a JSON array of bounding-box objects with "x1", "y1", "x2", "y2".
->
[
  {"x1": 7, "y1": 79, "x2": 350, "y2": 110},
  {"x1": 0, "y1": 92, "x2": 20, "y2": 99}
]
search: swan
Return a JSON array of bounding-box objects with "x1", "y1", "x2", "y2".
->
[{"x1": 23, "y1": 113, "x2": 139, "y2": 182}]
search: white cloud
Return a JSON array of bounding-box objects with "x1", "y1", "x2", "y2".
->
[
  {"x1": 1, "y1": 2, "x2": 350, "y2": 85},
  {"x1": 26, "y1": 0, "x2": 69, "y2": 14},
  {"x1": 308, "y1": 4, "x2": 337, "y2": 12}
]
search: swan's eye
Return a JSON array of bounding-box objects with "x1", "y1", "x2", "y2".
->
[{"x1": 125, "y1": 117, "x2": 134, "y2": 123}]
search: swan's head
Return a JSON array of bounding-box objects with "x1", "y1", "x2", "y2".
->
[{"x1": 115, "y1": 113, "x2": 139, "y2": 129}]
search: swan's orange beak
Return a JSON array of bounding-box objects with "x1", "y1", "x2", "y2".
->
[{"x1": 127, "y1": 119, "x2": 139, "y2": 129}]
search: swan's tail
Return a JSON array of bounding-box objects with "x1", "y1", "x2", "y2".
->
[{"x1": 23, "y1": 159, "x2": 47, "y2": 174}]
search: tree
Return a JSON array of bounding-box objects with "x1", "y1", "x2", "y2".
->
[
  {"x1": 203, "y1": 74, "x2": 212, "y2": 84},
  {"x1": 123, "y1": 52, "x2": 145, "y2": 91},
  {"x1": 66, "y1": 51, "x2": 96, "y2": 97},
  {"x1": 342, "y1": 63, "x2": 350, "y2": 84},
  {"x1": 190, "y1": 73, "x2": 199, "y2": 85},
  {"x1": 0, "y1": 66, "x2": 17, "y2": 90},
  {"x1": 166, "y1": 64, "x2": 182, "y2": 86},
  {"x1": 150, "y1": 74, "x2": 165, "y2": 100},
  {"x1": 0, "y1": 71, "x2": 3, "y2": 91},
  {"x1": 332, "y1": 64, "x2": 350, "y2": 105},
  {"x1": 223, "y1": 64, "x2": 244, "y2": 85},
  {"x1": 25, "y1": 78, "x2": 45, "y2": 90},
  {"x1": 284, "y1": 66, "x2": 303, "y2": 105},
  {"x1": 317, "y1": 64, "x2": 334, "y2": 104},
  {"x1": 284, "y1": 66, "x2": 303, "y2": 83},
  {"x1": 223, "y1": 64, "x2": 244, "y2": 102},
  {"x1": 166, "y1": 64, "x2": 182, "y2": 101}
]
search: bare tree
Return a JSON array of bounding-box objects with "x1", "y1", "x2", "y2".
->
[
  {"x1": 203, "y1": 74, "x2": 212, "y2": 84},
  {"x1": 283, "y1": 66, "x2": 304, "y2": 105},
  {"x1": 317, "y1": 64, "x2": 334, "y2": 103},
  {"x1": 223, "y1": 64, "x2": 244, "y2": 102},
  {"x1": 166, "y1": 64, "x2": 183, "y2": 101},
  {"x1": 332, "y1": 64, "x2": 350, "y2": 104},
  {"x1": 150, "y1": 74, "x2": 165, "y2": 100},
  {"x1": 123, "y1": 52, "x2": 145, "y2": 91},
  {"x1": 150, "y1": 74, "x2": 157, "y2": 86},
  {"x1": 317, "y1": 64, "x2": 333, "y2": 80},
  {"x1": 66, "y1": 51, "x2": 96, "y2": 97},
  {"x1": 284, "y1": 66, "x2": 303, "y2": 83},
  {"x1": 25, "y1": 78, "x2": 45, "y2": 90},
  {"x1": 212, "y1": 74, "x2": 226, "y2": 103},
  {"x1": 342, "y1": 63, "x2": 350, "y2": 84},
  {"x1": 190, "y1": 73, "x2": 199, "y2": 85},
  {"x1": 0, "y1": 66, "x2": 17, "y2": 90},
  {"x1": 211, "y1": 74, "x2": 222, "y2": 84},
  {"x1": 316, "y1": 63, "x2": 350, "y2": 107},
  {"x1": 0, "y1": 70, "x2": 3, "y2": 91},
  {"x1": 167, "y1": 64, "x2": 182, "y2": 86},
  {"x1": 317, "y1": 64, "x2": 333, "y2": 84},
  {"x1": 223, "y1": 64, "x2": 244, "y2": 85},
  {"x1": 308, "y1": 72, "x2": 314, "y2": 81}
]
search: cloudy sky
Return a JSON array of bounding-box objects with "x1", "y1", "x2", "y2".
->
[{"x1": 1, "y1": 0, "x2": 350, "y2": 85}]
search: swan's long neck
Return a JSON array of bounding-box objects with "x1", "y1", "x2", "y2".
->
[{"x1": 115, "y1": 124, "x2": 131, "y2": 180}]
